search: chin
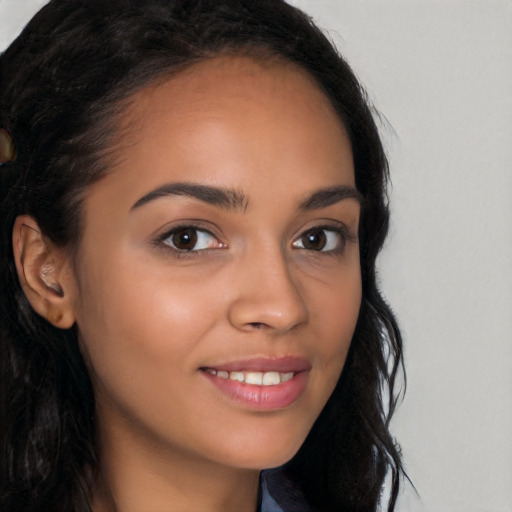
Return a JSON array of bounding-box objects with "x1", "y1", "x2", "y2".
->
[
  {"x1": 226, "y1": 448, "x2": 301, "y2": 472},
  {"x1": 212, "y1": 421, "x2": 310, "y2": 471}
]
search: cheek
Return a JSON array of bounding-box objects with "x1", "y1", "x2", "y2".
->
[
  {"x1": 308, "y1": 264, "x2": 362, "y2": 380},
  {"x1": 74, "y1": 262, "x2": 228, "y2": 446},
  {"x1": 74, "y1": 253, "x2": 223, "y2": 400},
  {"x1": 79, "y1": 249, "x2": 217, "y2": 341}
]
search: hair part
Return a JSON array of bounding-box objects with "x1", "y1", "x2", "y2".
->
[{"x1": 0, "y1": 1, "x2": 405, "y2": 510}]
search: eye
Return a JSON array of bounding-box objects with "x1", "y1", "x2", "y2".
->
[
  {"x1": 292, "y1": 227, "x2": 347, "y2": 252},
  {"x1": 161, "y1": 227, "x2": 221, "y2": 252}
]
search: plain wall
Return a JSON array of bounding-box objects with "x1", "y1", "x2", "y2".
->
[{"x1": 1, "y1": 1, "x2": 511, "y2": 511}]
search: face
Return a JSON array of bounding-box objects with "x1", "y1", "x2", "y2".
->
[{"x1": 72, "y1": 56, "x2": 362, "y2": 471}]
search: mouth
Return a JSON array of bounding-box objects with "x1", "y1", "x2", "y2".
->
[
  {"x1": 202, "y1": 368, "x2": 295, "y2": 386},
  {"x1": 199, "y1": 356, "x2": 310, "y2": 410}
]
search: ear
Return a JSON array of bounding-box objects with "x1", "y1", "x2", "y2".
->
[{"x1": 12, "y1": 215, "x2": 77, "y2": 329}]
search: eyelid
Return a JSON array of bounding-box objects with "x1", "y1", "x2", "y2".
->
[
  {"x1": 292, "y1": 222, "x2": 357, "y2": 252},
  {"x1": 153, "y1": 222, "x2": 226, "y2": 255}
]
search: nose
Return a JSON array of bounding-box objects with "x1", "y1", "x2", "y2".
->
[{"x1": 227, "y1": 247, "x2": 308, "y2": 334}]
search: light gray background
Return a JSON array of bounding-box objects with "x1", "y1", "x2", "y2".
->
[{"x1": 1, "y1": 1, "x2": 511, "y2": 511}]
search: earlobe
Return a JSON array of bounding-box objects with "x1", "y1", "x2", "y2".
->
[{"x1": 12, "y1": 215, "x2": 77, "y2": 329}]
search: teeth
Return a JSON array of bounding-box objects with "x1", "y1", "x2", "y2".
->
[
  {"x1": 206, "y1": 369, "x2": 295, "y2": 386},
  {"x1": 281, "y1": 372, "x2": 294, "y2": 383},
  {"x1": 262, "y1": 371, "x2": 280, "y2": 385},
  {"x1": 245, "y1": 372, "x2": 263, "y2": 385},
  {"x1": 229, "y1": 371, "x2": 244, "y2": 382}
]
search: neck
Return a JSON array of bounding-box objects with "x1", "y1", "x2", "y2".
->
[{"x1": 91, "y1": 411, "x2": 261, "y2": 512}]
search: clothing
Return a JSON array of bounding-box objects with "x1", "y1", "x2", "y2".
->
[
  {"x1": 260, "y1": 469, "x2": 315, "y2": 512},
  {"x1": 260, "y1": 479, "x2": 284, "y2": 512}
]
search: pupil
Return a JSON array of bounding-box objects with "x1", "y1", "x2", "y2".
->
[
  {"x1": 303, "y1": 229, "x2": 326, "y2": 250},
  {"x1": 172, "y1": 228, "x2": 197, "y2": 250}
]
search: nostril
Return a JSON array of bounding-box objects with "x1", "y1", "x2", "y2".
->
[{"x1": 248, "y1": 322, "x2": 265, "y2": 329}]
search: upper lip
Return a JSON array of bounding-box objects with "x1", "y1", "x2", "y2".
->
[{"x1": 201, "y1": 356, "x2": 311, "y2": 373}]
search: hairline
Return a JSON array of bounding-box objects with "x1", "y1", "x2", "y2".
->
[{"x1": 67, "y1": 48, "x2": 356, "y2": 259}]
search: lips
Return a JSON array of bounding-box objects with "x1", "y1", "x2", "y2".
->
[
  {"x1": 201, "y1": 356, "x2": 311, "y2": 373},
  {"x1": 200, "y1": 356, "x2": 311, "y2": 410}
]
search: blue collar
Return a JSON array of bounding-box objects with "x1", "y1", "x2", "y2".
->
[
  {"x1": 259, "y1": 469, "x2": 314, "y2": 512},
  {"x1": 260, "y1": 474, "x2": 284, "y2": 512}
]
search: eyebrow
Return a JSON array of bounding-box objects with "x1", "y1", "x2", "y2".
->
[
  {"x1": 299, "y1": 185, "x2": 363, "y2": 211},
  {"x1": 130, "y1": 182, "x2": 248, "y2": 211},
  {"x1": 130, "y1": 182, "x2": 362, "y2": 213}
]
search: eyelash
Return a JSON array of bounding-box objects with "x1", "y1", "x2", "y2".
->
[
  {"x1": 155, "y1": 224, "x2": 223, "y2": 258},
  {"x1": 154, "y1": 223, "x2": 355, "y2": 258},
  {"x1": 292, "y1": 225, "x2": 356, "y2": 255}
]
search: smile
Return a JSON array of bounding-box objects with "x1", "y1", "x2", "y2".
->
[
  {"x1": 200, "y1": 357, "x2": 311, "y2": 410},
  {"x1": 204, "y1": 368, "x2": 295, "y2": 386}
]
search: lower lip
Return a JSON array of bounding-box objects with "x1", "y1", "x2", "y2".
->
[{"x1": 201, "y1": 371, "x2": 309, "y2": 411}]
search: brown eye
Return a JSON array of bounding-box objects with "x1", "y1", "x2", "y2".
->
[
  {"x1": 160, "y1": 226, "x2": 221, "y2": 253},
  {"x1": 292, "y1": 227, "x2": 347, "y2": 253},
  {"x1": 301, "y1": 229, "x2": 327, "y2": 251},
  {"x1": 171, "y1": 228, "x2": 198, "y2": 250}
]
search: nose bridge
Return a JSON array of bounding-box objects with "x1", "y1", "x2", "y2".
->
[{"x1": 227, "y1": 241, "x2": 308, "y2": 333}]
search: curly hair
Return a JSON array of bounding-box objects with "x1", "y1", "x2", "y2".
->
[{"x1": 0, "y1": 1, "x2": 405, "y2": 511}]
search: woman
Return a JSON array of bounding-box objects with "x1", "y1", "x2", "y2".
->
[{"x1": 0, "y1": 1, "x2": 405, "y2": 511}]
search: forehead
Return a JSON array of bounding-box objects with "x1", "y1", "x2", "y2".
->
[
  {"x1": 115, "y1": 55, "x2": 351, "y2": 172},
  {"x1": 124, "y1": 55, "x2": 343, "y2": 125},
  {"x1": 88, "y1": 55, "x2": 354, "y2": 214}
]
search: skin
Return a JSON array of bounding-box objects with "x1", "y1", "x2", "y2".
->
[{"x1": 19, "y1": 56, "x2": 362, "y2": 512}]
